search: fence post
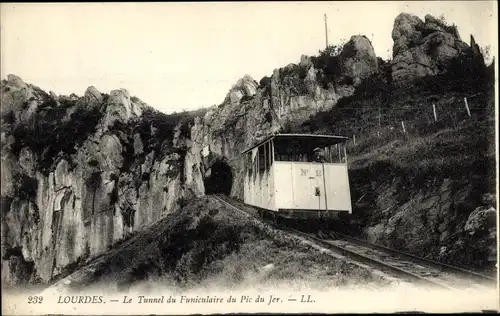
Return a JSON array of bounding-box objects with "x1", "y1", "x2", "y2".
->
[
  {"x1": 464, "y1": 97, "x2": 471, "y2": 117},
  {"x1": 432, "y1": 103, "x2": 438, "y2": 122}
]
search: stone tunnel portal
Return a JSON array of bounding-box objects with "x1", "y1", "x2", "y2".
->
[{"x1": 204, "y1": 160, "x2": 233, "y2": 195}]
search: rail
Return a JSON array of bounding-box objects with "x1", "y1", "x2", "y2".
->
[
  {"x1": 332, "y1": 232, "x2": 496, "y2": 284},
  {"x1": 211, "y1": 194, "x2": 496, "y2": 290}
]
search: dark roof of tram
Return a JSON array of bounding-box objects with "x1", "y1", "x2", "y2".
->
[{"x1": 241, "y1": 133, "x2": 349, "y2": 155}]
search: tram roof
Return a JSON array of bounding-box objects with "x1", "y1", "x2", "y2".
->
[{"x1": 241, "y1": 133, "x2": 349, "y2": 155}]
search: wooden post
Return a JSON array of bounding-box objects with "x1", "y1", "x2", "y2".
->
[
  {"x1": 324, "y1": 14, "x2": 329, "y2": 49},
  {"x1": 464, "y1": 97, "x2": 471, "y2": 117},
  {"x1": 401, "y1": 121, "x2": 406, "y2": 134},
  {"x1": 432, "y1": 103, "x2": 438, "y2": 122}
]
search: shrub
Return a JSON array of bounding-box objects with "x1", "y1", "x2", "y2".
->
[
  {"x1": 39, "y1": 97, "x2": 58, "y2": 109},
  {"x1": 1, "y1": 110, "x2": 16, "y2": 125},
  {"x1": 310, "y1": 42, "x2": 345, "y2": 89},
  {"x1": 240, "y1": 95, "x2": 254, "y2": 103},
  {"x1": 14, "y1": 174, "x2": 38, "y2": 203},
  {"x1": 130, "y1": 108, "x2": 207, "y2": 152},
  {"x1": 176, "y1": 197, "x2": 189, "y2": 208},
  {"x1": 10, "y1": 103, "x2": 102, "y2": 175},
  {"x1": 259, "y1": 76, "x2": 271, "y2": 89},
  {"x1": 264, "y1": 112, "x2": 273, "y2": 123}
]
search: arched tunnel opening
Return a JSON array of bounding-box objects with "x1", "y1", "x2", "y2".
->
[{"x1": 204, "y1": 160, "x2": 233, "y2": 195}]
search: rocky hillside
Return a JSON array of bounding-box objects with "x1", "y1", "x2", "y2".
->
[
  {"x1": 1, "y1": 76, "x2": 208, "y2": 284},
  {"x1": 1, "y1": 12, "x2": 496, "y2": 286},
  {"x1": 279, "y1": 14, "x2": 496, "y2": 272}
]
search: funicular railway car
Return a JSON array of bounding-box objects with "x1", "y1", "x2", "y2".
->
[{"x1": 242, "y1": 134, "x2": 352, "y2": 220}]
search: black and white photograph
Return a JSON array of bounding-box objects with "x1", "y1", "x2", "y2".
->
[{"x1": 1, "y1": 1, "x2": 498, "y2": 314}]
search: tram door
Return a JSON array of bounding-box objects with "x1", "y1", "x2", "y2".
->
[
  {"x1": 290, "y1": 163, "x2": 327, "y2": 211},
  {"x1": 316, "y1": 164, "x2": 328, "y2": 211}
]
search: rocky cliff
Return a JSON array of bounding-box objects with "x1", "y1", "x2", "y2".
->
[
  {"x1": 390, "y1": 13, "x2": 486, "y2": 85},
  {"x1": 1, "y1": 75, "x2": 192, "y2": 284},
  {"x1": 1, "y1": 13, "x2": 496, "y2": 286}
]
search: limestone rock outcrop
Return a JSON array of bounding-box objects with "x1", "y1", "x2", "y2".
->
[
  {"x1": 390, "y1": 13, "x2": 483, "y2": 84},
  {"x1": 339, "y1": 35, "x2": 379, "y2": 84},
  {"x1": 1, "y1": 75, "x2": 187, "y2": 285}
]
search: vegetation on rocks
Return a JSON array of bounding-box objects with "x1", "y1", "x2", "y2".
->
[
  {"x1": 287, "y1": 50, "x2": 496, "y2": 272},
  {"x1": 10, "y1": 102, "x2": 102, "y2": 175},
  {"x1": 311, "y1": 43, "x2": 346, "y2": 88}
]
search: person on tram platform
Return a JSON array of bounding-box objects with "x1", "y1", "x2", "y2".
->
[{"x1": 313, "y1": 147, "x2": 327, "y2": 163}]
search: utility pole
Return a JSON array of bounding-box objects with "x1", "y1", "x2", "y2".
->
[{"x1": 324, "y1": 14, "x2": 329, "y2": 49}]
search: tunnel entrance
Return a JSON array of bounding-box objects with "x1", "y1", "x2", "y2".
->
[{"x1": 204, "y1": 160, "x2": 233, "y2": 195}]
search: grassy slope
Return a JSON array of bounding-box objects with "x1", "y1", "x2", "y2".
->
[{"x1": 52, "y1": 197, "x2": 386, "y2": 292}]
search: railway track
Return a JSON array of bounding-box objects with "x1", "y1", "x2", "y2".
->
[{"x1": 212, "y1": 194, "x2": 497, "y2": 290}]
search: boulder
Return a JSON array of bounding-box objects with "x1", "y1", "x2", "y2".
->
[
  {"x1": 133, "y1": 133, "x2": 144, "y2": 156},
  {"x1": 390, "y1": 13, "x2": 480, "y2": 84},
  {"x1": 6, "y1": 74, "x2": 27, "y2": 89},
  {"x1": 104, "y1": 89, "x2": 132, "y2": 126},
  {"x1": 339, "y1": 35, "x2": 378, "y2": 82},
  {"x1": 391, "y1": 13, "x2": 425, "y2": 57},
  {"x1": 299, "y1": 55, "x2": 313, "y2": 68},
  {"x1": 481, "y1": 193, "x2": 496, "y2": 207},
  {"x1": 18, "y1": 147, "x2": 36, "y2": 177},
  {"x1": 84, "y1": 86, "x2": 103, "y2": 106},
  {"x1": 464, "y1": 206, "x2": 496, "y2": 236},
  {"x1": 1, "y1": 75, "x2": 35, "y2": 116},
  {"x1": 49, "y1": 91, "x2": 59, "y2": 101},
  {"x1": 228, "y1": 75, "x2": 258, "y2": 105},
  {"x1": 470, "y1": 35, "x2": 487, "y2": 69},
  {"x1": 98, "y1": 134, "x2": 124, "y2": 171}
]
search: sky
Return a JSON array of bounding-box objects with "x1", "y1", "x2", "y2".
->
[{"x1": 1, "y1": 1, "x2": 497, "y2": 114}]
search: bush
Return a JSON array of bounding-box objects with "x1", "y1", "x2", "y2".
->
[
  {"x1": 10, "y1": 102, "x2": 102, "y2": 175},
  {"x1": 310, "y1": 42, "x2": 345, "y2": 89},
  {"x1": 129, "y1": 108, "x2": 208, "y2": 153},
  {"x1": 259, "y1": 76, "x2": 271, "y2": 89},
  {"x1": 1, "y1": 110, "x2": 16, "y2": 125},
  {"x1": 39, "y1": 97, "x2": 58, "y2": 109},
  {"x1": 14, "y1": 174, "x2": 38, "y2": 203},
  {"x1": 176, "y1": 197, "x2": 189, "y2": 208}
]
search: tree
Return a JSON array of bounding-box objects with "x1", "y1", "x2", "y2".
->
[{"x1": 319, "y1": 40, "x2": 345, "y2": 58}]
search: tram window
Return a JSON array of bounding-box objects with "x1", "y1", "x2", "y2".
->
[
  {"x1": 258, "y1": 145, "x2": 265, "y2": 172},
  {"x1": 274, "y1": 140, "x2": 309, "y2": 162},
  {"x1": 273, "y1": 138, "x2": 347, "y2": 163},
  {"x1": 267, "y1": 141, "x2": 272, "y2": 168},
  {"x1": 263, "y1": 142, "x2": 268, "y2": 171},
  {"x1": 247, "y1": 152, "x2": 253, "y2": 177},
  {"x1": 328, "y1": 144, "x2": 337, "y2": 163},
  {"x1": 327, "y1": 143, "x2": 347, "y2": 163},
  {"x1": 340, "y1": 143, "x2": 347, "y2": 163},
  {"x1": 254, "y1": 153, "x2": 258, "y2": 180}
]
